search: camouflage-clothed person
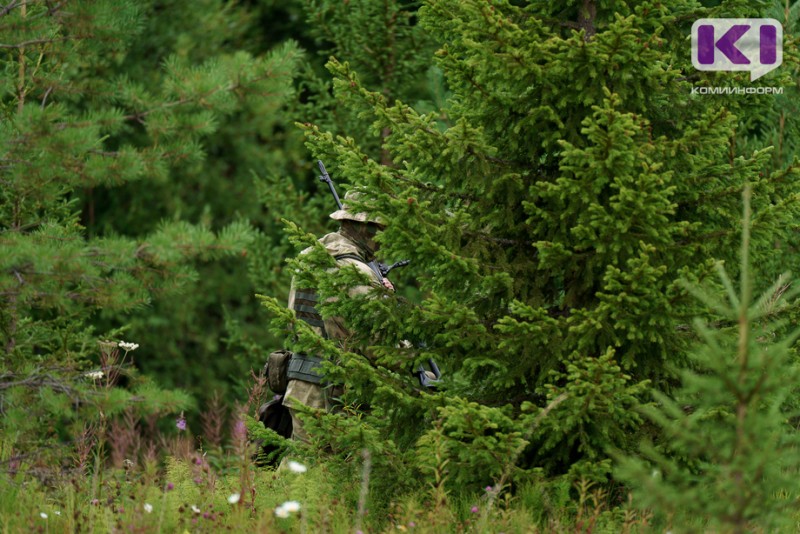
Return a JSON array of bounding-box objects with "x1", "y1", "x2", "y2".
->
[{"x1": 283, "y1": 193, "x2": 388, "y2": 443}]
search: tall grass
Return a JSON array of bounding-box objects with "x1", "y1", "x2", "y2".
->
[{"x1": 0, "y1": 385, "x2": 661, "y2": 534}]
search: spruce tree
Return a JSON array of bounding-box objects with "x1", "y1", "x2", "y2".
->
[
  {"x1": 616, "y1": 186, "x2": 800, "y2": 533},
  {"x1": 263, "y1": 0, "x2": 800, "y2": 493},
  {"x1": 737, "y1": 1, "x2": 800, "y2": 174}
]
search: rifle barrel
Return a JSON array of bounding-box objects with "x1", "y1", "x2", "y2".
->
[{"x1": 317, "y1": 160, "x2": 343, "y2": 210}]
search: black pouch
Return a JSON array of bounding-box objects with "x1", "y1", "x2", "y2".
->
[
  {"x1": 257, "y1": 395, "x2": 293, "y2": 439},
  {"x1": 265, "y1": 349, "x2": 293, "y2": 394},
  {"x1": 255, "y1": 395, "x2": 293, "y2": 466}
]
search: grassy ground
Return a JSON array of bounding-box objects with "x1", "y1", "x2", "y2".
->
[
  {"x1": 0, "y1": 384, "x2": 653, "y2": 533},
  {"x1": 0, "y1": 440, "x2": 655, "y2": 534}
]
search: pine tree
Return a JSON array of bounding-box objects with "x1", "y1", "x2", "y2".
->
[
  {"x1": 61, "y1": 0, "x2": 306, "y2": 402},
  {"x1": 0, "y1": 0, "x2": 297, "y2": 456},
  {"x1": 264, "y1": 0, "x2": 800, "y2": 492}
]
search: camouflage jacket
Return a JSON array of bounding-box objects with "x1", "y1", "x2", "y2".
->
[{"x1": 287, "y1": 231, "x2": 382, "y2": 346}]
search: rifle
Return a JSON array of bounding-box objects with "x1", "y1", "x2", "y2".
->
[
  {"x1": 378, "y1": 259, "x2": 410, "y2": 277},
  {"x1": 316, "y1": 160, "x2": 442, "y2": 389}
]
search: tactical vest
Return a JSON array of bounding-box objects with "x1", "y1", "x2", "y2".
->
[{"x1": 288, "y1": 252, "x2": 381, "y2": 384}]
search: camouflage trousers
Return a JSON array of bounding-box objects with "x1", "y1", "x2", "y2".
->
[{"x1": 282, "y1": 379, "x2": 332, "y2": 444}]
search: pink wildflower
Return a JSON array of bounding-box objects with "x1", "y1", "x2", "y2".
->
[{"x1": 233, "y1": 419, "x2": 246, "y2": 440}]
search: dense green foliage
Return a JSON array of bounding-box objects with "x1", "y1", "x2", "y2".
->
[
  {"x1": 272, "y1": 0, "x2": 800, "y2": 491},
  {"x1": 2, "y1": 0, "x2": 800, "y2": 531}
]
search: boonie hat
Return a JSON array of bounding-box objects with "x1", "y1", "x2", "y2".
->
[{"x1": 329, "y1": 190, "x2": 385, "y2": 225}]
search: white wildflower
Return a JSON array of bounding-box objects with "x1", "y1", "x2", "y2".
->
[
  {"x1": 227, "y1": 493, "x2": 240, "y2": 504},
  {"x1": 40, "y1": 512, "x2": 48, "y2": 519},
  {"x1": 287, "y1": 460, "x2": 307, "y2": 473},
  {"x1": 144, "y1": 503, "x2": 153, "y2": 514},
  {"x1": 54, "y1": 511, "x2": 61, "y2": 516},
  {"x1": 274, "y1": 500, "x2": 301, "y2": 518},
  {"x1": 282, "y1": 501, "x2": 301, "y2": 513},
  {"x1": 119, "y1": 341, "x2": 139, "y2": 352},
  {"x1": 86, "y1": 371, "x2": 104, "y2": 380},
  {"x1": 191, "y1": 505, "x2": 201, "y2": 514}
]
